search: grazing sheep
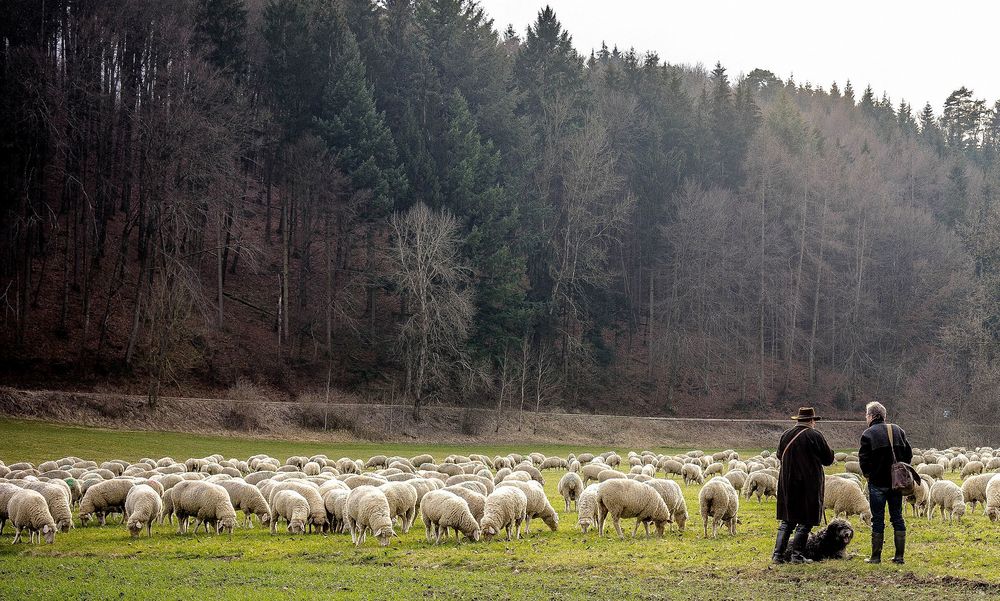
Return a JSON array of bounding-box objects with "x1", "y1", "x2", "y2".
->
[
  {"x1": 928, "y1": 480, "x2": 966, "y2": 523},
  {"x1": 270, "y1": 490, "x2": 309, "y2": 535},
  {"x1": 705, "y1": 463, "x2": 724, "y2": 477},
  {"x1": 645, "y1": 479, "x2": 688, "y2": 532},
  {"x1": 917, "y1": 463, "x2": 945, "y2": 479},
  {"x1": 497, "y1": 481, "x2": 558, "y2": 534},
  {"x1": 558, "y1": 472, "x2": 584, "y2": 512},
  {"x1": 905, "y1": 478, "x2": 932, "y2": 517},
  {"x1": 723, "y1": 470, "x2": 747, "y2": 491},
  {"x1": 597, "y1": 469, "x2": 627, "y2": 482},
  {"x1": 503, "y1": 471, "x2": 533, "y2": 483},
  {"x1": 960, "y1": 461, "x2": 985, "y2": 478},
  {"x1": 480, "y1": 487, "x2": 528, "y2": 542},
  {"x1": 345, "y1": 486, "x2": 396, "y2": 547},
  {"x1": 217, "y1": 480, "x2": 271, "y2": 528},
  {"x1": 844, "y1": 461, "x2": 862, "y2": 477},
  {"x1": 540, "y1": 457, "x2": 567, "y2": 470},
  {"x1": 379, "y1": 482, "x2": 418, "y2": 533},
  {"x1": 0, "y1": 482, "x2": 23, "y2": 535},
  {"x1": 682, "y1": 463, "x2": 704, "y2": 486},
  {"x1": 7, "y1": 489, "x2": 57, "y2": 544},
  {"x1": 444, "y1": 474, "x2": 494, "y2": 494},
  {"x1": 365, "y1": 456, "x2": 389, "y2": 469},
  {"x1": 580, "y1": 463, "x2": 608, "y2": 485},
  {"x1": 21, "y1": 481, "x2": 73, "y2": 533},
  {"x1": 660, "y1": 459, "x2": 684, "y2": 477},
  {"x1": 698, "y1": 478, "x2": 739, "y2": 538},
  {"x1": 125, "y1": 484, "x2": 162, "y2": 538},
  {"x1": 322, "y1": 489, "x2": 350, "y2": 533},
  {"x1": 986, "y1": 477, "x2": 1000, "y2": 522},
  {"x1": 742, "y1": 472, "x2": 777, "y2": 503},
  {"x1": 823, "y1": 476, "x2": 873, "y2": 526},
  {"x1": 960, "y1": 474, "x2": 996, "y2": 514},
  {"x1": 79, "y1": 479, "x2": 135, "y2": 526},
  {"x1": 267, "y1": 481, "x2": 327, "y2": 533},
  {"x1": 170, "y1": 480, "x2": 237, "y2": 535},
  {"x1": 595, "y1": 478, "x2": 670, "y2": 539},
  {"x1": 443, "y1": 486, "x2": 486, "y2": 523},
  {"x1": 420, "y1": 490, "x2": 480, "y2": 544},
  {"x1": 344, "y1": 474, "x2": 389, "y2": 489}
]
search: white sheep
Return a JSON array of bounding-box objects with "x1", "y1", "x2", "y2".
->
[
  {"x1": 698, "y1": 478, "x2": 739, "y2": 538},
  {"x1": 917, "y1": 463, "x2": 945, "y2": 479},
  {"x1": 576, "y1": 483, "x2": 601, "y2": 534},
  {"x1": 442, "y1": 485, "x2": 486, "y2": 523},
  {"x1": 645, "y1": 478, "x2": 688, "y2": 532},
  {"x1": 322, "y1": 488, "x2": 350, "y2": 533},
  {"x1": 21, "y1": 481, "x2": 73, "y2": 533},
  {"x1": 596, "y1": 478, "x2": 670, "y2": 539},
  {"x1": 267, "y1": 481, "x2": 327, "y2": 533},
  {"x1": 823, "y1": 476, "x2": 872, "y2": 526},
  {"x1": 480, "y1": 486, "x2": 527, "y2": 542},
  {"x1": 557, "y1": 472, "x2": 584, "y2": 512},
  {"x1": 125, "y1": 484, "x2": 162, "y2": 538},
  {"x1": 379, "y1": 481, "x2": 418, "y2": 533},
  {"x1": 986, "y1": 477, "x2": 1000, "y2": 522},
  {"x1": 79, "y1": 479, "x2": 135, "y2": 526},
  {"x1": 960, "y1": 473, "x2": 998, "y2": 514},
  {"x1": 960, "y1": 461, "x2": 985, "y2": 478},
  {"x1": 420, "y1": 490, "x2": 480, "y2": 544},
  {"x1": 496, "y1": 480, "x2": 558, "y2": 534},
  {"x1": 682, "y1": 463, "x2": 704, "y2": 486},
  {"x1": 270, "y1": 489, "x2": 310, "y2": 535},
  {"x1": 217, "y1": 479, "x2": 271, "y2": 528},
  {"x1": 905, "y1": 478, "x2": 932, "y2": 517},
  {"x1": 345, "y1": 485, "x2": 395, "y2": 547},
  {"x1": 742, "y1": 472, "x2": 777, "y2": 503},
  {"x1": 170, "y1": 480, "x2": 237, "y2": 535},
  {"x1": 7, "y1": 489, "x2": 57, "y2": 544},
  {"x1": 928, "y1": 480, "x2": 966, "y2": 523}
]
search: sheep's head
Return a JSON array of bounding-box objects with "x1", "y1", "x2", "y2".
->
[
  {"x1": 374, "y1": 525, "x2": 395, "y2": 547},
  {"x1": 79, "y1": 511, "x2": 93, "y2": 526},
  {"x1": 481, "y1": 521, "x2": 498, "y2": 541},
  {"x1": 42, "y1": 523, "x2": 55, "y2": 544},
  {"x1": 674, "y1": 509, "x2": 688, "y2": 532},
  {"x1": 578, "y1": 517, "x2": 592, "y2": 534},
  {"x1": 127, "y1": 519, "x2": 143, "y2": 538},
  {"x1": 258, "y1": 512, "x2": 271, "y2": 526},
  {"x1": 288, "y1": 519, "x2": 306, "y2": 535},
  {"x1": 860, "y1": 510, "x2": 873, "y2": 527},
  {"x1": 543, "y1": 512, "x2": 559, "y2": 531},
  {"x1": 467, "y1": 526, "x2": 481, "y2": 542},
  {"x1": 987, "y1": 507, "x2": 999, "y2": 522},
  {"x1": 217, "y1": 517, "x2": 236, "y2": 535},
  {"x1": 57, "y1": 518, "x2": 72, "y2": 533},
  {"x1": 952, "y1": 502, "x2": 966, "y2": 521}
]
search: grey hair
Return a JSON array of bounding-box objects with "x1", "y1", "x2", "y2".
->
[{"x1": 866, "y1": 401, "x2": 887, "y2": 421}]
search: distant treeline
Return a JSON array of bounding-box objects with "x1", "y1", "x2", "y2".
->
[{"x1": 2, "y1": 1, "x2": 999, "y2": 422}]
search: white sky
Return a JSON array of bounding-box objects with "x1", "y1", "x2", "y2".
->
[{"x1": 479, "y1": 0, "x2": 999, "y2": 112}]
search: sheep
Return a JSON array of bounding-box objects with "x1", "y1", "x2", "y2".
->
[
  {"x1": 344, "y1": 474, "x2": 388, "y2": 489},
  {"x1": 322, "y1": 488, "x2": 350, "y2": 533},
  {"x1": 595, "y1": 478, "x2": 671, "y2": 539},
  {"x1": 497, "y1": 480, "x2": 558, "y2": 534},
  {"x1": 705, "y1": 463, "x2": 724, "y2": 477},
  {"x1": 918, "y1": 463, "x2": 945, "y2": 479},
  {"x1": 270, "y1": 490, "x2": 310, "y2": 535},
  {"x1": 451, "y1": 481, "x2": 488, "y2": 496},
  {"x1": 503, "y1": 471, "x2": 533, "y2": 483},
  {"x1": 844, "y1": 461, "x2": 862, "y2": 476},
  {"x1": 170, "y1": 480, "x2": 237, "y2": 535},
  {"x1": 79, "y1": 479, "x2": 135, "y2": 526},
  {"x1": 443, "y1": 486, "x2": 486, "y2": 523},
  {"x1": 125, "y1": 484, "x2": 162, "y2": 538},
  {"x1": 645, "y1": 478, "x2": 688, "y2": 532},
  {"x1": 960, "y1": 461, "x2": 985, "y2": 478},
  {"x1": 580, "y1": 463, "x2": 607, "y2": 485},
  {"x1": 905, "y1": 478, "x2": 932, "y2": 517},
  {"x1": 410, "y1": 454, "x2": 434, "y2": 468},
  {"x1": 660, "y1": 459, "x2": 684, "y2": 477},
  {"x1": 823, "y1": 476, "x2": 873, "y2": 526},
  {"x1": 0, "y1": 482, "x2": 23, "y2": 535},
  {"x1": 512, "y1": 464, "x2": 544, "y2": 485},
  {"x1": 379, "y1": 481, "x2": 418, "y2": 533},
  {"x1": 480, "y1": 486, "x2": 528, "y2": 542},
  {"x1": 834, "y1": 452, "x2": 848, "y2": 463},
  {"x1": 723, "y1": 470, "x2": 747, "y2": 491},
  {"x1": 959, "y1": 473, "x2": 997, "y2": 514},
  {"x1": 365, "y1": 456, "x2": 389, "y2": 469},
  {"x1": 267, "y1": 481, "x2": 327, "y2": 533},
  {"x1": 445, "y1": 474, "x2": 494, "y2": 494},
  {"x1": 742, "y1": 472, "x2": 777, "y2": 503},
  {"x1": 928, "y1": 480, "x2": 966, "y2": 523},
  {"x1": 950, "y1": 455, "x2": 969, "y2": 473},
  {"x1": 345, "y1": 485, "x2": 396, "y2": 547},
  {"x1": 682, "y1": 463, "x2": 704, "y2": 486},
  {"x1": 420, "y1": 490, "x2": 480, "y2": 544},
  {"x1": 540, "y1": 457, "x2": 567, "y2": 470},
  {"x1": 698, "y1": 478, "x2": 739, "y2": 538},
  {"x1": 7, "y1": 489, "x2": 57, "y2": 544},
  {"x1": 21, "y1": 481, "x2": 73, "y2": 533},
  {"x1": 597, "y1": 469, "x2": 627, "y2": 482},
  {"x1": 986, "y1": 477, "x2": 1000, "y2": 522},
  {"x1": 217, "y1": 480, "x2": 271, "y2": 528},
  {"x1": 558, "y1": 472, "x2": 584, "y2": 512}
]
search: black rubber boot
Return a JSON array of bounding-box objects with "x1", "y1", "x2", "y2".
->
[
  {"x1": 771, "y1": 521, "x2": 793, "y2": 564},
  {"x1": 788, "y1": 526, "x2": 813, "y2": 564},
  {"x1": 866, "y1": 532, "x2": 884, "y2": 564},
  {"x1": 891, "y1": 530, "x2": 905, "y2": 564}
]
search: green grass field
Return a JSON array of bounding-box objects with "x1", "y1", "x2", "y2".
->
[{"x1": 1, "y1": 418, "x2": 997, "y2": 600}]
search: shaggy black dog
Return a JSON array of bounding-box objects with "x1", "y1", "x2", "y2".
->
[{"x1": 784, "y1": 519, "x2": 855, "y2": 561}]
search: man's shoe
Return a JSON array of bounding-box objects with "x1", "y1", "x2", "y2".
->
[
  {"x1": 891, "y1": 530, "x2": 905, "y2": 564},
  {"x1": 865, "y1": 532, "x2": 884, "y2": 564},
  {"x1": 788, "y1": 525, "x2": 812, "y2": 564},
  {"x1": 771, "y1": 521, "x2": 793, "y2": 564}
]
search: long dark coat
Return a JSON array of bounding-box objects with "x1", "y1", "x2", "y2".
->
[{"x1": 776, "y1": 424, "x2": 835, "y2": 526}]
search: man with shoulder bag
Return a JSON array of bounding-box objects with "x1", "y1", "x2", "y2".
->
[
  {"x1": 771, "y1": 407, "x2": 835, "y2": 564},
  {"x1": 858, "y1": 401, "x2": 914, "y2": 564}
]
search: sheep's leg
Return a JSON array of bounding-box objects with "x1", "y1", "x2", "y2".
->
[
  {"x1": 613, "y1": 516, "x2": 623, "y2": 540},
  {"x1": 12, "y1": 527, "x2": 21, "y2": 544},
  {"x1": 505, "y1": 523, "x2": 513, "y2": 541},
  {"x1": 644, "y1": 521, "x2": 651, "y2": 538},
  {"x1": 425, "y1": 520, "x2": 433, "y2": 542},
  {"x1": 434, "y1": 524, "x2": 442, "y2": 545},
  {"x1": 632, "y1": 520, "x2": 640, "y2": 538},
  {"x1": 565, "y1": 499, "x2": 570, "y2": 513}
]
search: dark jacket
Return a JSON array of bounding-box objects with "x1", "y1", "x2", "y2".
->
[
  {"x1": 776, "y1": 424, "x2": 835, "y2": 526},
  {"x1": 859, "y1": 416, "x2": 913, "y2": 488}
]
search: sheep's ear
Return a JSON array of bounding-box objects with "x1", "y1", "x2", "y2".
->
[{"x1": 42, "y1": 525, "x2": 51, "y2": 533}]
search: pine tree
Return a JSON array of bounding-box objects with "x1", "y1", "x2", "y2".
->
[
  {"x1": 262, "y1": 0, "x2": 319, "y2": 139},
  {"x1": 860, "y1": 85, "x2": 876, "y2": 116},
  {"x1": 843, "y1": 80, "x2": 855, "y2": 105},
  {"x1": 194, "y1": 0, "x2": 248, "y2": 78},
  {"x1": 829, "y1": 81, "x2": 841, "y2": 99},
  {"x1": 513, "y1": 6, "x2": 584, "y2": 122}
]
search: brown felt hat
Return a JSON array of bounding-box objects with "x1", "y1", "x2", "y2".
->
[{"x1": 792, "y1": 407, "x2": 821, "y2": 421}]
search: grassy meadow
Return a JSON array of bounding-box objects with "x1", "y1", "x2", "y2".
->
[{"x1": 0, "y1": 418, "x2": 997, "y2": 600}]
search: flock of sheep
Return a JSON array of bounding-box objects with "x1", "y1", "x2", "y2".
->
[{"x1": 1, "y1": 444, "x2": 997, "y2": 547}]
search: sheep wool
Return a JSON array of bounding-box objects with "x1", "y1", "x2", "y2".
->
[
  {"x1": 8, "y1": 489, "x2": 57, "y2": 544},
  {"x1": 345, "y1": 485, "x2": 396, "y2": 547},
  {"x1": 698, "y1": 478, "x2": 739, "y2": 538},
  {"x1": 558, "y1": 472, "x2": 585, "y2": 513},
  {"x1": 596, "y1": 478, "x2": 671, "y2": 539},
  {"x1": 125, "y1": 484, "x2": 162, "y2": 538},
  {"x1": 270, "y1": 489, "x2": 310, "y2": 535},
  {"x1": 645, "y1": 478, "x2": 688, "y2": 532},
  {"x1": 420, "y1": 490, "x2": 480, "y2": 544},
  {"x1": 480, "y1": 486, "x2": 527, "y2": 542},
  {"x1": 928, "y1": 480, "x2": 966, "y2": 523},
  {"x1": 496, "y1": 480, "x2": 558, "y2": 534},
  {"x1": 823, "y1": 476, "x2": 873, "y2": 526}
]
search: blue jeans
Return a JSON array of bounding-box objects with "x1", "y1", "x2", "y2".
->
[{"x1": 869, "y1": 485, "x2": 905, "y2": 535}]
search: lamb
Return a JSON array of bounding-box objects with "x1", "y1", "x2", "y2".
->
[
  {"x1": 270, "y1": 489, "x2": 310, "y2": 534},
  {"x1": 645, "y1": 478, "x2": 688, "y2": 532},
  {"x1": 698, "y1": 478, "x2": 739, "y2": 538},
  {"x1": 705, "y1": 463, "x2": 724, "y2": 477},
  {"x1": 742, "y1": 472, "x2": 777, "y2": 503},
  {"x1": 79, "y1": 478, "x2": 135, "y2": 526},
  {"x1": 480, "y1": 486, "x2": 528, "y2": 542},
  {"x1": 379, "y1": 481, "x2": 418, "y2": 533},
  {"x1": 443, "y1": 485, "x2": 486, "y2": 523},
  {"x1": 960, "y1": 461, "x2": 985, "y2": 478},
  {"x1": 7, "y1": 489, "x2": 57, "y2": 544},
  {"x1": 905, "y1": 478, "x2": 932, "y2": 517},
  {"x1": 681, "y1": 463, "x2": 704, "y2": 486},
  {"x1": 557, "y1": 472, "x2": 585, "y2": 512},
  {"x1": 267, "y1": 481, "x2": 327, "y2": 533},
  {"x1": 21, "y1": 481, "x2": 73, "y2": 533},
  {"x1": 420, "y1": 490, "x2": 480, "y2": 544},
  {"x1": 928, "y1": 480, "x2": 966, "y2": 523},
  {"x1": 125, "y1": 484, "x2": 162, "y2": 538},
  {"x1": 217, "y1": 479, "x2": 271, "y2": 528},
  {"x1": 960, "y1": 473, "x2": 998, "y2": 514},
  {"x1": 345, "y1": 485, "x2": 396, "y2": 547},
  {"x1": 986, "y1": 477, "x2": 1000, "y2": 522},
  {"x1": 823, "y1": 476, "x2": 872, "y2": 526},
  {"x1": 497, "y1": 480, "x2": 558, "y2": 534},
  {"x1": 595, "y1": 478, "x2": 671, "y2": 539},
  {"x1": 170, "y1": 480, "x2": 237, "y2": 535}
]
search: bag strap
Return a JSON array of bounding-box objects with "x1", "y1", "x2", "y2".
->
[
  {"x1": 780, "y1": 427, "x2": 809, "y2": 461},
  {"x1": 885, "y1": 423, "x2": 898, "y2": 463}
]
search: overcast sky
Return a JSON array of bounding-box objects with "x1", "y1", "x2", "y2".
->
[{"x1": 479, "y1": 0, "x2": 999, "y2": 113}]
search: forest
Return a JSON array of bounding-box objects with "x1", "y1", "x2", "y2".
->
[{"x1": 2, "y1": 0, "x2": 1000, "y2": 424}]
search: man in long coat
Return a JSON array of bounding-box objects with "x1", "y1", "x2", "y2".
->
[{"x1": 771, "y1": 407, "x2": 835, "y2": 564}]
